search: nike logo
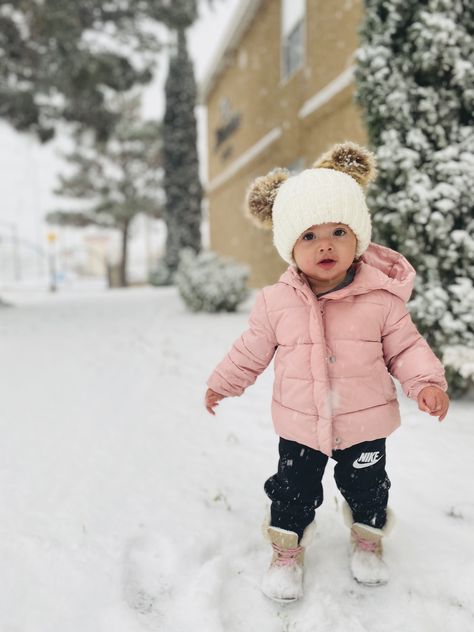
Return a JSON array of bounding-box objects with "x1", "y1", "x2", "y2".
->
[{"x1": 353, "y1": 451, "x2": 383, "y2": 469}]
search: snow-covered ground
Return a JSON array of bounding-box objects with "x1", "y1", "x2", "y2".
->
[{"x1": 0, "y1": 285, "x2": 473, "y2": 632}]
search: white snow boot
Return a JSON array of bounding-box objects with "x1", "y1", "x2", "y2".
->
[
  {"x1": 261, "y1": 514, "x2": 316, "y2": 603},
  {"x1": 343, "y1": 502, "x2": 395, "y2": 586}
]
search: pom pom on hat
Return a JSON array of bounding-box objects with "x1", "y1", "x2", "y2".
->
[
  {"x1": 245, "y1": 167, "x2": 289, "y2": 230},
  {"x1": 312, "y1": 141, "x2": 377, "y2": 187}
]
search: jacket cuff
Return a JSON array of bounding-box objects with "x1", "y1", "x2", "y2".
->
[
  {"x1": 408, "y1": 381, "x2": 447, "y2": 401},
  {"x1": 206, "y1": 374, "x2": 243, "y2": 398}
]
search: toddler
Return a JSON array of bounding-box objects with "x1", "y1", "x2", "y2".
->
[{"x1": 204, "y1": 142, "x2": 449, "y2": 602}]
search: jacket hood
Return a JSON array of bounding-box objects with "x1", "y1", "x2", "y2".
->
[{"x1": 279, "y1": 242, "x2": 416, "y2": 303}]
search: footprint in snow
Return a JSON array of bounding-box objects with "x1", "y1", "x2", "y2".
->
[
  {"x1": 171, "y1": 555, "x2": 226, "y2": 631},
  {"x1": 122, "y1": 533, "x2": 175, "y2": 626}
]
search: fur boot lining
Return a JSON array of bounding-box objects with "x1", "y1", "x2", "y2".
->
[
  {"x1": 342, "y1": 500, "x2": 354, "y2": 528},
  {"x1": 261, "y1": 506, "x2": 272, "y2": 541},
  {"x1": 300, "y1": 520, "x2": 317, "y2": 548},
  {"x1": 382, "y1": 507, "x2": 396, "y2": 536},
  {"x1": 342, "y1": 501, "x2": 395, "y2": 536},
  {"x1": 261, "y1": 506, "x2": 317, "y2": 547}
]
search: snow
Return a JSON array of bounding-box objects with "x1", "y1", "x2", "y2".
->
[
  {"x1": 349, "y1": 546, "x2": 389, "y2": 587},
  {"x1": 262, "y1": 560, "x2": 303, "y2": 603},
  {"x1": 0, "y1": 284, "x2": 473, "y2": 631}
]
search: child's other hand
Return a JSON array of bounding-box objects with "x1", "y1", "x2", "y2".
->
[
  {"x1": 205, "y1": 388, "x2": 225, "y2": 416},
  {"x1": 417, "y1": 386, "x2": 450, "y2": 422}
]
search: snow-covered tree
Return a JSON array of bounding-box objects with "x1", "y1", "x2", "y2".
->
[
  {"x1": 0, "y1": 0, "x2": 163, "y2": 141},
  {"x1": 0, "y1": 0, "x2": 218, "y2": 142},
  {"x1": 161, "y1": 27, "x2": 202, "y2": 278},
  {"x1": 355, "y1": 0, "x2": 474, "y2": 395},
  {"x1": 47, "y1": 96, "x2": 163, "y2": 287}
]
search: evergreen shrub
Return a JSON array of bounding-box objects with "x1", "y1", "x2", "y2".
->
[
  {"x1": 149, "y1": 259, "x2": 175, "y2": 287},
  {"x1": 176, "y1": 249, "x2": 250, "y2": 312}
]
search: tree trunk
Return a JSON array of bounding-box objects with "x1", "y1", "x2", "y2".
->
[{"x1": 119, "y1": 221, "x2": 130, "y2": 287}]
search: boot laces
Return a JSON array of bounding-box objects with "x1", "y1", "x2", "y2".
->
[
  {"x1": 272, "y1": 542, "x2": 303, "y2": 566},
  {"x1": 353, "y1": 532, "x2": 378, "y2": 553}
]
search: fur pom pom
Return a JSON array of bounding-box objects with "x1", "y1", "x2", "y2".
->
[
  {"x1": 245, "y1": 168, "x2": 289, "y2": 230},
  {"x1": 312, "y1": 141, "x2": 377, "y2": 187}
]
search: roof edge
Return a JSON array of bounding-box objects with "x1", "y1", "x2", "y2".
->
[{"x1": 198, "y1": 0, "x2": 264, "y2": 104}]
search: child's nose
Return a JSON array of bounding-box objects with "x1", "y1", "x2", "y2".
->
[{"x1": 318, "y1": 239, "x2": 334, "y2": 251}]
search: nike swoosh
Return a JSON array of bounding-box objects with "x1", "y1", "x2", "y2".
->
[{"x1": 353, "y1": 455, "x2": 383, "y2": 469}]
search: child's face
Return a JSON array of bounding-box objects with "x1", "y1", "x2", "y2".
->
[{"x1": 292, "y1": 222, "x2": 357, "y2": 292}]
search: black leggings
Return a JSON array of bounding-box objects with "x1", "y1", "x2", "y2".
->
[{"x1": 264, "y1": 437, "x2": 390, "y2": 541}]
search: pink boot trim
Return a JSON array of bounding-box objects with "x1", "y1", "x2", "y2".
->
[
  {"x1": 353, "y1": 532, "x2": 378, "y2": 553},
  {"x1": 271, "y1": 542, "x2": 304, "y2": 566}
]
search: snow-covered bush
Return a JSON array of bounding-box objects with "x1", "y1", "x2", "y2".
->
[
  {"x1": 175, "y1": 249, "x2": 250, "y2": 312},
  {"x1": 149, "y1": 259, "x2": 175, "y2": 287},
  {"x1": 355, "y1": 0, "x2": 474, "y2": 396},
  {"x1": 443, "y1": 345, "x2": 474, "y2": 398}
]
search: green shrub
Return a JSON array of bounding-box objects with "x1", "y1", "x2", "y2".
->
[
  {"x1": 149, "y1": 259, "x2": 175, "y2": 287},
  {"x1": 176, "y1": 249, "x2": 250, "y2": 313}
]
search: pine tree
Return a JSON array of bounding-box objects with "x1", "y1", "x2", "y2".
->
[
  {"x1": 47, "y1": 96, "x2": 163, "y2": 287},
  {"x1": 354, "y1": 0, "x2": 474, "y2": 394},
  {"x1": 162, "y1": 27, "x2": 202, "y2": 276}
]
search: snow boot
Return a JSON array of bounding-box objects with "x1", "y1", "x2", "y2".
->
[
  {"x1": 343, "y1": 502, "x2": 395, "y2": 586},
  {"x1": 261, "y1": 513, "x2": 316, "y2": 603}
]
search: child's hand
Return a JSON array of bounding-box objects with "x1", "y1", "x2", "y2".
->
[
  {"x1": 417, "y1": 386, "x2": 450, "y2": 422},
  {"x1": 205, "y1": 388, "x2": 225, "y2": 416}
]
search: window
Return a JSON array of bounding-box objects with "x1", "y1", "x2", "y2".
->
[{"x1": 281, "y1": 0, "x2": 305, "y2": 81}]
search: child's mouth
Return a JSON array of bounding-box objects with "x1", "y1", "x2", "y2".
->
[{"x1": 318, "y1": 259, "x2": 336, "y2": 269}]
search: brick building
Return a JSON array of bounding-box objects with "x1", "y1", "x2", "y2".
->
[{"x1": 199, "y1": 0, "x2": 368, "y2": 286}]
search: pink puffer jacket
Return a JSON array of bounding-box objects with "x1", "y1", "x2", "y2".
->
[{"x1": 207, "y1": 243, "x2": 448, "y2": 456}]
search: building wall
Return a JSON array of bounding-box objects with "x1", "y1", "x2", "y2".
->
[{"x1": 205, "y1": 0, "x2": 368, "y2": 288}]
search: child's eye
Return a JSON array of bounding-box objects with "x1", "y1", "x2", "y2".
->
[
  {"x1": 302, "y1": 232, "x2": 315, "y2": 241},
  {"x1": 334, "y1": 228, "x2": 346, "y2": 236}
]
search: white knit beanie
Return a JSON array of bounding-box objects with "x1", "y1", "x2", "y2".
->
[{"x1": 245, "y1": 141, "x2": 377, "y2": 264}]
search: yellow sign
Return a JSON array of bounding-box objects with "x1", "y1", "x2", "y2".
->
[{"x1": 47, "y1": 231, "x2": 57, "y2": 244}]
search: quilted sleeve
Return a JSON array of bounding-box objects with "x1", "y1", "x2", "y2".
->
[
  {"x1": 206, "y1": 289, "x2": 278, "y2": 397},
  {"x1": 382, "y1": 294, "x2": 448, "y2": 400}
]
